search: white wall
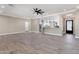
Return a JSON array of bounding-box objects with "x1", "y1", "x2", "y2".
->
[{"x1": 0, "y1": 15, "x2": 30, "y2": 34}]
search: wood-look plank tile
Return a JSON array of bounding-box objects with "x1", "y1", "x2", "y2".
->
[{"x1": 0, "y1": 32, "x2": 79, "y2": 54}]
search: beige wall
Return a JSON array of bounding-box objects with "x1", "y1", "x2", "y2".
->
[
  {"x1": 74, "y1": 10, "x2": 79, "y2": 38},
  {"x1": 31, "y1": 19, "x2": 39, "y2": 32},
  {"x1": 0, "y1": 15, "x2": 31, "y2": 34}
]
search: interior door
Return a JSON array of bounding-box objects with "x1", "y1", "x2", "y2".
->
[
  {"x1": 25, "y1": 21, "x2": 29, "y2": 31},
  {"x1": 66, "y1": 20, "x2": 73, "y2": 34}
]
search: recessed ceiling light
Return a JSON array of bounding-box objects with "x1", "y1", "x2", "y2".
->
[{"x1": 1, "y1": 5, "x2": 5, "y2": 8}]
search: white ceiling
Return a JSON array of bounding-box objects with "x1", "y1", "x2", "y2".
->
[{"x1": 0, "y1": 4, "x2": 79, "y2": 19}]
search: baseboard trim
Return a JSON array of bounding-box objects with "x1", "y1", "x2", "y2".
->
[
  {"x1": 30, "y1": 31, "x2": 63, "y2": 36},
  {"x1": 44, "y1": 32, "x2": 63, "y2": 36},
  {"x1": 0, "y1": 31, "x2": 63, "y2": 36},
  {"x1": 75, "y1": 36, "x2": 79, "y2": 39},
  {"x1": 0, "y1": 31, "x2": 26, "y2": 36},
  {"x1": 30, "y1": 31, "x2": 40, "y2": 33}
]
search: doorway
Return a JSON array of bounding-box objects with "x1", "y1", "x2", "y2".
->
[
  {"x1": 25, "y1": 21, "x2": 29, "y2": 31},
  {"x1": 66, "y1": 20, "x2": 73, "y2": 34}
]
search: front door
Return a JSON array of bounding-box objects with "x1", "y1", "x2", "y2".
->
[{"x1": 66, "y1": 20, "x2": 73, "y2": 34}]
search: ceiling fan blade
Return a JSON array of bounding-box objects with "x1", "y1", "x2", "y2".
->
[
  {"x1": 33, "y1": 8, "x2": 36, "y2": 11},
  {"x1": 42, "y1": 11, "x2": 44, "y2": 13},
  {"x1": 37, "y1": 12, "x2": 39, "y2": 15},
  {"x1": 39, "y1": 12, "x2": 43, "y2": 15},
  {"x1": 8, "y1": 4, "x2": 14, "y2": 7},
  {"x1": 33, "y1": 8, "x2": 45, "y2": 15},
  {"x1": 38, "y1": 9, "x2": 41, "y2": 11}
]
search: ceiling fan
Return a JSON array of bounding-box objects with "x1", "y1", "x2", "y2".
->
[
  {"x1": 8, "y1": 4, "x2": 14, "y2": 7},
  {"x1": 33, "y1": 8, "x2": 45, "y2": 15}
]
